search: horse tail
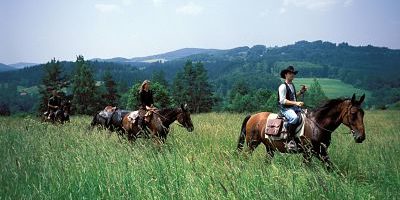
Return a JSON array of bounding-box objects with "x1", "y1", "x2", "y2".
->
[
  {"x1": 237, "y1": 115, "x2": 251, "y2": 151},
  {"x1": 90, "y1": 113, "x2": 98, "y2": 127}
]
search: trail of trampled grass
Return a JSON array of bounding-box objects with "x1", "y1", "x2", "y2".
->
[{"x1": 0, "y1": 111, "x2": 399, "y2": 199}]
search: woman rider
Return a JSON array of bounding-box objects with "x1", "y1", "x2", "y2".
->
[{"x1": 137, "y1": 80, "x2": 157, "y2": 129}]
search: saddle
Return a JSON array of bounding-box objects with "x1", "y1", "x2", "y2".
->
[
  {"x1": 265, "y1": 111, "x2": 306, "y2": 140},
  {"x1": 99, "y1": 110, "x2": 113, "y2": 119},
  {"x1": 127, "y1": 111, "x2": 139, "y2": 124}
]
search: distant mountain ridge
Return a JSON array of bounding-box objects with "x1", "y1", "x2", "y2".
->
[
  {"x1": 1, "y1": 40, "x2": 400, "y2": 111},
  {"x1": 0, "y1": 63, "x2": 16, "y2": 72},
  {"x1": 91, "y1": 48, "x2": 220, "y2": 63},
  {"x1": 9, "y1": 62, "x2": 38, "y2": 69}
]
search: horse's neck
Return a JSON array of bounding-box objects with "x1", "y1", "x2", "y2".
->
[
  {"x1": 310, "y1": 101, "x2": 348, "y2": 134},
  {"x1": 160, "y1": 109, "x2": 179, "y2": 127}
]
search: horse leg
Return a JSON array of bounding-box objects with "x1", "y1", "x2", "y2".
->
[
  {"x1": 314, "y1": 144, "x2": 333, "y2": 171},
  {"x1": 246, "y1": 140, "x2": 261, "y2": 154},
  {"x1": 263, "y1": 144, "x2": 275, "y2": 164},
  {"x1": 303, "y1": 152, "x2": 312, "y2": 165},
  {"x1": 301, "y1": 140, "x2": 313, "y2": 165},
  {"x1": 127, "y1": 129, "x2": 137, "y2": 142}
]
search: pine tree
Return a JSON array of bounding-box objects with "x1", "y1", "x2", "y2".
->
[
  {"x1": 193, "y1": 62, "x2": 213, "y2": 112},
  {"x1": 152, "y1": 70, "x2": 169, "y2": 88},
  {"x1": 126, "y1": 82, "x2": 171, "y2": 110},
  {"x1": 71, "y1": 55, "x2": 99, "y2": 115},
  {"x1": 172, "y1": 60, "x2": 214, "y2": 113},
  {"x1": 102, "y1": 71, "x2": 119, "y2": 106},
  {"x1": 304, "y1": 78, "x2": 328, "y2": 108},
  {"x1": 172, "y1": 71, "x2": 187, "y2": 106},
  {"x1": 38, "y1": 58, "x2": 69, "y2": 113}
]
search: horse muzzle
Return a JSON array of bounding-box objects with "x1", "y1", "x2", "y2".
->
[
  {"x1": 187, "y1": 126, "x2": 194, "y2": 132},
  {"x1": 352, "y1": 130, "x2": 365, "y2": 143}
]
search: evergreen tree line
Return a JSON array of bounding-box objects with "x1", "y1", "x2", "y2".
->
[
  {"x1": 37, "y1": 56, "x2": 328, "y2": 115},
  {"x1": 38, "y1": 57, "x2": 215, "y2": 114}
]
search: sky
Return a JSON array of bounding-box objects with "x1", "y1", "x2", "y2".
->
[{"x1": 0, "y1": 0, "x2": 399, "y2": 64}]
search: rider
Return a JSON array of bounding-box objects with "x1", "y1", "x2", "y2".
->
[
  {"x1": 47, "y1": 90, "x2": 62, "y2": 120},
  {"x1": 137, "y1": 80, "x2": 157, "y2": 130},
  {"x1": 278, "y1": 66, "x2": 307, "y2": 151}
]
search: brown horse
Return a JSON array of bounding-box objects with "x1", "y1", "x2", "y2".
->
[
  {"x1": 122, "y1": 104, "x2": 194, "y2": 142},
  {"x1": 237, "y1": 94, "x2": 366, "y2": 169}
]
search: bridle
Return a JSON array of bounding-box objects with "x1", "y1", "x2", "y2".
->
[
  {"x1": 301, "y1": 109, "x2": 335, "y2": 133},
  {"x1": 302, "y1": 101, "x2": 357, "y2": 135},
  {"x1": 342, "y1": 103, "x2": 359, "y2": 137},
  {"x1": 150, "y1": 109, "x2": 186, "y2": 128}
]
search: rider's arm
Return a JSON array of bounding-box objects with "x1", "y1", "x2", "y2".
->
[
  {"x1": 48, "y1": 101, "x2": 57, "y2": 109},
  {"x1": 146, "y1": 91, "x2": 155, "y2": 109},
  {"x1": 279, "y1": 84, "x2": 303, "y2": 107},
  {"x1": 149, "y1": 91, "x2": 154, "y2": 106},
  {"x1": 295, "y1": 85, "x2": 307, "y2": 98},
  {"x1": 295, "y1": 91, "x2": 303, "y2": 98},
  {"x1": 285, "y1": 100, "x2": 302, "y2": 106}
]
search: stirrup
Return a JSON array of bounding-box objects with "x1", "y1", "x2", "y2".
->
[{"x1": 286, "y1": 140, "x2": 298, "y2": 151}]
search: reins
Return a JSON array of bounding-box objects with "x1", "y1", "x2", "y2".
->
[
  {"x1": 151, "y1": 109, "x2": 185, "y2": 128},
  {"x1": 301, "y1": 103, "x2": 353, "y2": 134}
]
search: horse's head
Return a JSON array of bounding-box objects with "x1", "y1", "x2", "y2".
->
[
  {"x1": 342, "y1": 93, "x2": 366, "y2": 143},
  {"x1": 177, "y1": 104, "x2": 194, "y2": 132},
  {"x1": 61, "y1": 99, "x2": 72, "y2": 114},
  {"x1": 104, "y1": 105, "x2": 117, "y2": 112}
]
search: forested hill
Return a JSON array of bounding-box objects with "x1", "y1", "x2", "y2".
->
[
  {"x1": 0, "y1": 63, "x2": 16, "y2": 72},
  {"x1": 1, "y1": 40, "x2": 399, "y2": 113}
]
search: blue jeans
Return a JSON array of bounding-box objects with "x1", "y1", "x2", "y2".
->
[{"x1": 280, "y1": 106, "x2": 301, "y2": 126}]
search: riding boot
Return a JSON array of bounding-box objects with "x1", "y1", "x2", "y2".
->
[
  {"x1": 137, "y1": 116, "x2": 145, "y2": 129},
  {"x1": 138, "y1": 116, "x2": 147, "y2": 133},
  {"x1": 106, "y1": 116, "x2": 112, "y2": 128},
  {"x1": 286, "y1": 123, "x2": 298, "y2": 151}
]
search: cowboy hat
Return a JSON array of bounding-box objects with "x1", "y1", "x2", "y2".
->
[{"x1": 280, "y1": 66, "x2": 298, "y2": 79}]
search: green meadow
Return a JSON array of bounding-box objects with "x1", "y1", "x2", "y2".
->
[
  {"x1": 295, "y1": 78, "x2": 371, "y2": 99},
  {"x1": 1, "y1": 111, "x2": 399, "y2": 199}
]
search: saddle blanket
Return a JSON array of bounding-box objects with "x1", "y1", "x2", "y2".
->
[
  {"x1": 264, "y1": 113, "x2": 306, "y2": 140},
  {"x1": 99, "y1": 111, "x2": 113, "y2": 119},
  {"x1": 127, "y1": 111, "x2": 139, "y2": 124}
]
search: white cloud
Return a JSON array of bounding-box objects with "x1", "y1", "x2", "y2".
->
[
  {"x1": 279, "y1": 7, "x2": 287, "y2": 14},
  {"x1": 95, "y1": 4, "x2": 122, "y2": 13},
  {"x1": 259, "y1": 8, "x2": 270, "y2": 17},
  {"x1": 122, "y1": 0, "x2": 133, "y2": 6},
  {"x1": 153, "y1": 0, "x2": 165, "y2": 7},
  {"x1": 344, "y1": 0, "x2": 354, "y2": 7},
  {"x1": 176, "y1": 2, "x2": 203, "y2": 15},
  {"x1": 282, "y1": 0, "x2": 338, "y2": 11}
]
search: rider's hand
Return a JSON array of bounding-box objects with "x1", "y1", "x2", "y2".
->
[
  {"x1": 300, "y1": 85, "x2": 308, "y2": 93},
  {"x1": 296, "y1": 102, "x2": 304, "y2": 107},
  {"x1": 146, "y1": 106, "x2": 157, "y2": 111}
]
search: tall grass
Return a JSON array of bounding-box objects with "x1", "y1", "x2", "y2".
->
[{"x1": 0, "y1": 110, "x2": 399, "y2": 199}]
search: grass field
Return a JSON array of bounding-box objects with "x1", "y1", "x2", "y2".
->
[
  {"x1": 1, "y1": 111, "x2": 399, "y2": 199},
  {"x1": 295, "y1": 78, "x2": 371, "y2": 100}
]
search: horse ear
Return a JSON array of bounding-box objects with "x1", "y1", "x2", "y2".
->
[
  {"x1": 184, "y1": 103, "x2": 188, "y2": 110},
  {"x1": 180, "y1": 104, "x2": 185, "y2": 111},
  {"x1": 351, "y1": 93, "x2": 356, "y2": 104},
  {"x1": 359, "y1": 94, "x2": 365, "y2": 104}
]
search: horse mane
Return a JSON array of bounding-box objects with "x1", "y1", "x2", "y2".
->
[
  {"x1": 158, "y1": 107, "x2": 177, "y2": 115},
  {"x1": 310, "y1": 98, "x2": 349, "y2": 121},
  {"x1": 158, "y1": 107, "x2": 180, "y2": 119}
]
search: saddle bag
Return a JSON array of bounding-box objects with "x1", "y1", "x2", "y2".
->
[{"x1": 266, "y1": 118, "x2": 283, "y2": 136}]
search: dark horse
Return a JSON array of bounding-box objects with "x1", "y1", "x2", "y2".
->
[
  {"x1": 43, "y1": 99, "x2": 71, "y2": 124},
  {"x1": 237, "y1": 94, "x2": 366, "y2": 169},
  {"x1": 91, "y1": 106, "x2": 130, "y2": 132},
  {"x1": 122, "y1": 104, "x2": 194, "y2": 142}
]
